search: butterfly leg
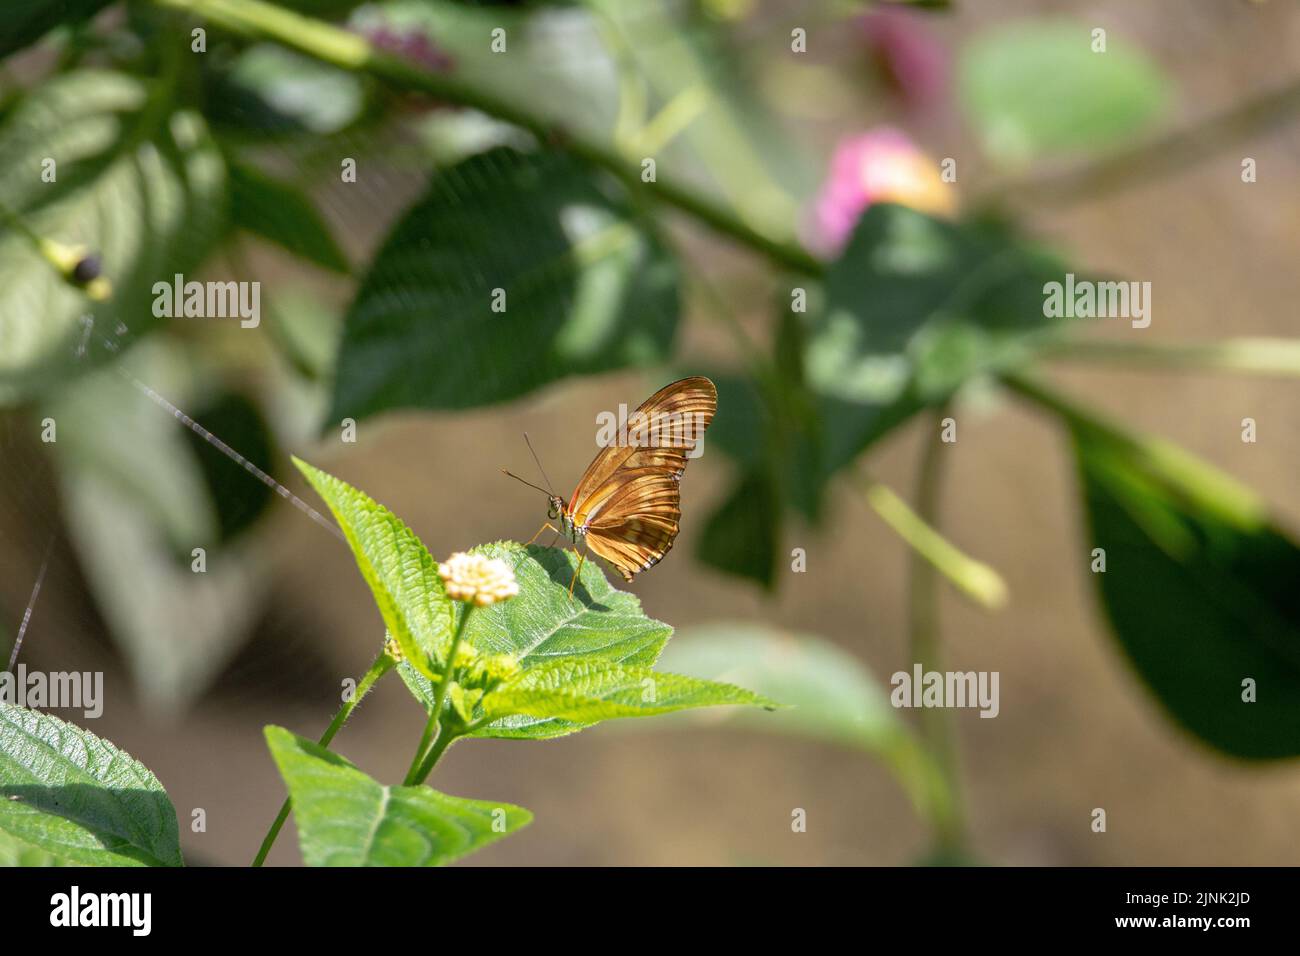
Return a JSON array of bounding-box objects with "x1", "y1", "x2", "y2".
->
[
  {"x1": 568, "y1": 545, "x2": 587, "y2": 599},
  {"x1": 526, "y1": 522, "x2": 561, "y2": 546}
]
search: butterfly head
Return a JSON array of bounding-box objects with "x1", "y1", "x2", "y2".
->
[{"x1": 546, "y1": 495, "x2": 565, "y2": 520}]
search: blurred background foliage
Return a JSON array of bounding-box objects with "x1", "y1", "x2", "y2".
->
[{"x1": 1, "y1": 0, "x2": 1299, "y2": 864}]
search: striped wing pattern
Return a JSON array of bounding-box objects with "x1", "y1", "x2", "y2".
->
[{"x1": 568, "y1": 377, "x2": 716, "y2": 581}]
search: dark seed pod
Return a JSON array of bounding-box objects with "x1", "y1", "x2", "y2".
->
[{"x1": 72, "y1": 254, "x2": 102, "y2": 283}]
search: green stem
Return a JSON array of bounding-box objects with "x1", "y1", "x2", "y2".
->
[
  {"x1": 402, "y1": 605, "x2": 473, "y2": 786},
  {"x1": 410, "y1": 723, "x2": 458, "y2": 785},
  {"x1": 1040, "y1": 336, "x2": 1300, "y2": 378},
  {"x1": 150, "y1": 0, "x2": 820, "y2": 276},
  {"x1": 908, "y1": 408, "x2": 967, "y2": 854},
  {"x1": 251, "y1": 650, "x2": 393, "y2": 866},
  {"x1": 863, "y1": 471, "x2": 1008, "y2": 610}
]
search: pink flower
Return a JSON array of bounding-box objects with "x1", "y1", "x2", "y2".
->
[
  {"x1": 359, "y1": 24, "x2": 455, "y2": 73},
  {"x1": 862, "y1": 7, "x2": 948, "y2": 111},
  {"x1": 806, "y1": 128, "x2": 955, "y2": 258}
]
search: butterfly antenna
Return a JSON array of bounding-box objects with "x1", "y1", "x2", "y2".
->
[
  {"x1": 523, "y1": 432, "x2": 556, "y2": 496},
  {"x1": 501, "y1": 469, "x2": 552, "y2": 497}
]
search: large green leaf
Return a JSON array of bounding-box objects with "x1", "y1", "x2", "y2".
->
[
  {"x1": 328, "y1": 146, "x2": 679, "y2": 420},
  {"x1": 0, "y1": 703, "x2": 183, "y2": 866},
  {"x1": 265, "y1": 726, "x2": 530, "y2": 866},
  {"x1": 294, "y1": 457, "x2": 452, "y2": 678},
  {"x1": 395, "y1": 542, "x2": 773, "y2": 738},
  {"x1": 1070, "y1": 417, "x2": 1300, "y2": 759},
  {"x1": 658, "y1": 624, "x2": 954, "y2": 827},
  {"x1": 292, "y1": 465, "x2": 767, "y2": 738},
  {"x1": 959, "y1": 20, "x2": 1170, "y2": 163},
  {"x1": 807, "y1": 205, "x2": 1071, "y2": 476},
  {"x1": 0, "y1": 1, "x2": 112, "y2": 60},
  {"x1": 0, "y1": 69, "x2": 227, "y2": 401}
]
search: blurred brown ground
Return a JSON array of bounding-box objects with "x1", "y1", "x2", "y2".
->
[{"x1": 2, "y1": 0, "x2": 1300, "y2": 865}]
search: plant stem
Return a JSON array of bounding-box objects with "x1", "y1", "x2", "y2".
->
[
  {"x1": 401, "y1": 605, "x2": 473, "y2": 786},
  {"x1": 150, "y1": 0, "x2": 821, "y2": 276},
  {"x1": 862, "y1": 472, "x2": 1008, "y2": 610},
  {"x1": 410, "y1": 723, "x2": 458, "y2": 785},
  {"x1": 1040, "y1": 336, "x2": 1300, "y2": 378},
  {"x1": 908, "y1": 408, "x2": 967, "y2": 854},
  {"x1": 251, "y1": 650, "x2": 393, "y2": 866}
]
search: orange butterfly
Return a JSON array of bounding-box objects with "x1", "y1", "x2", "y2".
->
[{"x1": 505, "y1": 376, "x2": 717, "y2": 594}]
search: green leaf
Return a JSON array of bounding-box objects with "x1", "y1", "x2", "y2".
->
[
  {"x1": 0, "y1": 69, "x2": 226, "y2": 401},
  {"x1": 660, "y1": 625, "x2": 907, "y2": 752},
  {"x1": 696, "y1": 468, "x2": 781, "y2": 590},
  {"x1": 329, "y1": 146, "x2": 679, "y2": 420},
  {"x1": 405, "y1": 541, "x2": 681, "y2": 739},
  {"x1": 458, "y1": 542, "x2": 673, "y2": 666},
  {"x1": 294, "y1": 457, "x2": 452, "y2": 678},
  {"x1": 959, "y1": 20, "x2": 1170, "y2": 164},
  {"x1": 807, "y1": 205, "x2": 1071, "y2": 475},
  {"x1": 218, "y1": 44, "x2": 365, "y2": 136},
  {"x1": 227, "y1": 155, "x2": 349, "y2": 273},
  {"x1": 181, "y1": 389, "x2": 278, "y2": 542},
  {"x1": 48, "y1": 343, "x2": 267, "y2": 709},
  {"x1": 1070, "y1": 420, "x2": 1300, "y2": 760},
  {"x1": 658, "y1": 625, "x2": 955, "y2": 828},
  {"x1": 0, "y1": 0, "x2": 111, "y2": 60},
  {"x1": 265, "y1": 726, "x2": 530, "y2": 866},
  {"x1": 0, "y1": 703, "x2": 183, "y2": 866},
  {"x1": 0, "y1": 828, "x2": 74, "y2": 867},
  {"x1": 288, "y1": 465, "x2": 768, "y2": 739},
  {"x1": 483, "y1": 659, "x2": 775, "y2": 727},
  {"x1": 401, "y1": 542, "x2": 768, "y2": 739}
]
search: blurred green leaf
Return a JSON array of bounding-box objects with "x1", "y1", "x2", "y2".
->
[
  {"x1": 0, "y1": 828, "x2": 73, "y2": 866},
  {"x1": 266, "y1": 285, "x2": 343, "y2": 382},
  {"x1": 696, "y1": 468, "x2": 781, "y2": 590},
  {"x1": 265, "y1": 726, "x2": 530, "y2": 866},
  {"x1": 1070, "y1": 416, "x2": 1300, "y2": 760},
  {"x1": 221, "y1": 44, "x2": 365, "y2": 136},
  {"x1": 181, "y1": 390, "x2": 278, "y2": 541},
  {"x1": 0, "y1": 0, "x2": 111, "y2": 60},
  {"x1": 227, "y1": 156, "x2": 349, "y2": 272},
  {"x1": 659, "y1": 625, "x2": 953, "y2": 826},
  {"x1": 659, "y1": 625, "x2": 904, "y2": 752},
  {"x1": 0, "y1": 69, "x2": 226, "y2": 401},
  {"x1": 959, "y1": 20, "x2": 1170, "y2": 164},
  {"x1": 0, "y1": 703, "x2": 182, "y2": 866},
  {"x1": 329, "y1": 146, "x2": 679, "y2": 420},
  {"x1": 49, "y1": 344, "x2": 267, "y2": 710},
  {"x1": 808, "y1": 204, "x2": 1071, "y2": 477}
]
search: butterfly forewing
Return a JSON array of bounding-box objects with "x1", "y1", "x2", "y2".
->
[{"x1": 569, "y1": 377, "x2": 716, "y2": 581}]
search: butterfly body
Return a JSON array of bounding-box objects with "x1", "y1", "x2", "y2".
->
[{"x1": 512, "y1": 377, "x2": 717, "y2": 588}]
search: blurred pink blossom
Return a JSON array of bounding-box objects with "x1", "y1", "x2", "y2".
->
[
  {"x1": 806, "y1": 127, "x2": 955, "y2": 258},
  {"x1": 360, "y1": 24, "x2": 455, "y2": 73},
  {"x1": 862, "y1": 7, "x2": 948, "y2": 110}
]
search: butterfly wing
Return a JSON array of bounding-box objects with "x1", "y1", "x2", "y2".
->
[{"x1": 569, "y1": 377, "x2": 716, "y2": 581}]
